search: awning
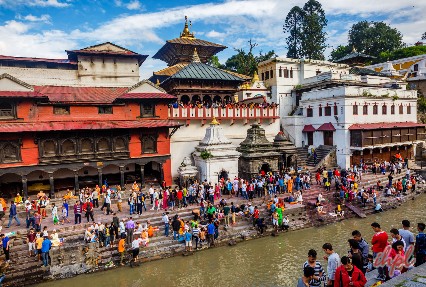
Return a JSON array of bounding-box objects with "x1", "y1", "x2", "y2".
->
[
  {"x1": 302, "y1": 124, "x2": 316, "y2": 132},
  {"x1": 317, "y1": 122, "x2": 336, "y2": 131},
  {"x1": 0, "y1": 120, "x2": 183, "y2": 133}
]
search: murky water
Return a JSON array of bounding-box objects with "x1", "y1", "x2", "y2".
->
[{"x1": 39, "y1": 194, "x2": 426, "y2": 287}]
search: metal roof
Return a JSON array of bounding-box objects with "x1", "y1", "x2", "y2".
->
[
  {"x1": 0, "y1": 120, "x2": 183, "y2": 133},
  {"x1": 34, "y1": 86, "x2": 128, "y2": 103},
  {"x1": 0, "y1": 55, "x2": 76, "y2": 65},
  {"x1": 348, "y1": 67, "x2": 387, "y2": 77},
  {"x1": 117, "y1": 93, "x2": 176, "y2": 100},
  {"x1": 170, "y1": 62, "x2": 245, "y2": 81},
  {"x1": 335, "y1": 51, "x2": 375, "y2": 63},
  {"x1": 0, "y1": 91, "x2": 47, "y2": 99},
  {"x1": 166, "y1": 38, "x2": 226, "y2": 48},
  {"x1": 348, "y1": 122, "x2": 425, "y2": 130},
  {"x1": 302, "y1": 124, "x2": 316, "y2": 132}
]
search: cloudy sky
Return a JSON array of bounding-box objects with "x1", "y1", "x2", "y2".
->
[{"x1": 0, "y1": 0, "x2": 424, "y2": 79}]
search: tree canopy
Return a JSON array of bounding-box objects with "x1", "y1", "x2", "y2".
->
[
  {"x1": 422, "y1": 32, "x2": 426, "y2": 40},
  {"x1": 377, "y1": 45, "x2": 426, "y2": 62},
  {"x1": 348, "y1": 21, "x2": 404, "y2": 58},
  {"x1": 283, "y1": 0, "x2": 327, "y2": 60},
  {"x1": 210, "y1": 40, "x2": 276, "y2": 76}
]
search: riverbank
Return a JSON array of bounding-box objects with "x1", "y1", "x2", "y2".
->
[{"x1": 2, "y1": 171, "x2": 425, "y2": 286}]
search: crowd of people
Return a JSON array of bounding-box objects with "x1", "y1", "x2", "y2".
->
[
  {"x1": 170, "y1": 99, "x2": 278, "y2": 109},
  {"x1": 297, "y1": 220, "x2": 426, "y2": 287}
]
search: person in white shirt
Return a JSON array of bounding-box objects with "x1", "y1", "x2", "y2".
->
[
  {"x1": 323, "y1": 243, "x2": 340, "y2": 286},
  {"x1": 149, "y1": 185, "x2": 154, "y2": 205}
]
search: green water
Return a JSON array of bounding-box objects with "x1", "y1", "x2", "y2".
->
[{"x1": 39, "y1": 194, "x2": 426, "y2": 287}]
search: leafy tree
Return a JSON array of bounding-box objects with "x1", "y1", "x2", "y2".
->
[
  {"x1": 224, "y1": 40, "x2": 276, "y2": 76},
  {"x1": 283, "y1": 6, "x2": 304, "y2": 59},
  {"x1": 348, "y1": 21, "x2": 403, "y2": 58},
  {"x1": 329, "y1": 45, "x2": 352, "y2": 62},
  {"x1": 422, "y1": 32, "x2": 426, "y2": 40},
  {"x1": 300, "y1": 0, "x2": 327, "y2": 60},
  {"x1": 377, "y1": 45, "x2": 426, "y2": 63},
  {"x1": 207, "y1": 55, "x2": 225, "y2": 69}
]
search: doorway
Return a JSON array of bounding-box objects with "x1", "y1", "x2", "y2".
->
[
  {"x1": 307, "y1": 132, "x2": 313, "y2": 146},
  {"x1": 323, "y1": 131, "x2": 333, "y2": 146}
]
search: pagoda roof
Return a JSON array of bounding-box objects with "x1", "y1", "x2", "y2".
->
[
  {"x1": 153, "y1": 63, "x2": 251, "y2": 80},
  {"x1": 335, "y1": 50, "x2": 375, "y2": 64},
  {"x1": 348, "y1": 66, "x2": 387, "y2": 77},
  {"x1": 169, "y1": 62, "x2": 245, "y2": 82}
]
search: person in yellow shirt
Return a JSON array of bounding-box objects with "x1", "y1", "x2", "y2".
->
[
  {"x1": 36, "y1": 233, "x2": 44, "y2": 261},
  {"x1": 118, "y1": 237, "x2": 126, "y2": 266},
  {"x1": 14, "y1": 193, "x2": 23, "y2": 204}
]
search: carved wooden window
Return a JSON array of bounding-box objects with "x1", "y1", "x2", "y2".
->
[
  {"x1": 61, "y1": 139, "x2": 75, "y2": 155},
  {"x1": 0, "y1": 142, "x2": 21, "y2": 163},
  {"x1": 0, "y1": 102, "x2": 15, "y2": 118},
  {"x1": 391, "y1": 105, "x2": 395, "y2": 114},
  {"x1": 43, "y1": 140, "x2": 56, "y2": 157},
  {"x1": 97, "y1": 138, "x2": 110, "y2": 152},
  {"x1": 278, "y1": 68, "x2": 282, "y2": 77},
  {"x1": 407, "y1": 105, "x2": 411, "y2": 114},
  {"x1": 140, "y1": 104, "x2": 155, "y2": 117},
  {"x1": 142, "y1": 135, "x2": 157, "y2": 154},
  {"x1": 284, "y1": 68, "x2": 289, "y2": 78},
  {"x1": 324, "y1": 106, "x2": 331, "y2": 116},
  {"x1": 114, "y1": 137, "x2": 127, "y2": 151},
  {"x1": 363, "y1": 105, "x2": 368, "y2": 115},
  {"x1": 81, "y1": 138, "x2": 93, "y2": 153},
  {"x1": 373, "y1": 104, "x2": 378, "y2": 115},
  {"x1": 353, "y1": 104, "x2": 358, "y2": 115},
  {"x1": 98, "y1": 106, "x2": 113, "y2": 114},
  {"x1": 53, "y1": 105, "x2": 70, "y2": 115},
  {"x1": 399, "y1": 105, "x2": 403, "y2": 114},
  {"x1": 382, "y1": 105, "x2": 387, "y2": 115}
]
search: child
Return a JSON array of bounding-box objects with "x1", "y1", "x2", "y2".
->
[
  {"x1": 199, "y1": 227, "x2": 206, "y2": 247},
  {"x1": 184, "y1": 229, "x2": 192, "y2": 252},
  {"x1": 366, "y1": 254, "x2": 374, "y2": 272},
  {"x1": 61, "y1": 206, "x2": 71, "y2": 224},
  {"x1": 51, "y1": 203, "x2": 59, "y2": 225}
]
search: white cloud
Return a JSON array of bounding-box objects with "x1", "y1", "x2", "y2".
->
[
  {"x1": 206, "y1": 30, "x2": 227, "y2": 39},
  {"x1": 0, "y1": 0, "x2": 70, "y2": 7},
  {"x1": 126, "y1": 0, "x2": 141, "y2": 10},
  {"x1": 18, "y1": 14, "x2": 51, "y2": 23}
]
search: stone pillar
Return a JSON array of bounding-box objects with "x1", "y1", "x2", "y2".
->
[
  {"x1": 119, "y1": 166, "x2": 125, "y2": 189},
  {"x1": 49, "y1": 172, "x2": 54, "y2": 198},
  {"x1": 98, "y1": 168, "x2": 103, "y2": 187},
  {"x1": 74, "y1": 171, "x2": 79, "y2": 193},
  {"x1": 140, "y1": 165, "x2": 145, "y2": 187},
  {"x1": 22, "y1": 175, "x2": 28, "y2": 198}
]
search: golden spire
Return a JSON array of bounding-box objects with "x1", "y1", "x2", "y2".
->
[
  {"x1": 180, "y1": 16, "x2": 195, "y2": 39},
  {"x1": 211, "y1": 117, "x2": 220, "y2": 125},
  {"x1": 191, "y1": 48, "x2": 201, "y2": 63},
  {"x1": 252, "y1": 70, "x2": 259, "y2": 83}
]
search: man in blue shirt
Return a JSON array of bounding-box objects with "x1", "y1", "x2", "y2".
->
[
  {"x1": 6, "y1": 201, "x2": 20, "y2": 228},
  {"x1": 207, "y1": 220, "x2": 215, "y2": 247},
  {"x1": 41, "y1": 236, "x2": 52, "y2": 267},
  {"x1": 1, "y1": 234, "x2": 10, "y2": 262}
]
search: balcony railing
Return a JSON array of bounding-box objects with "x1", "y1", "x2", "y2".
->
[{"x1": 169, "y1": 106, "x2": 279, "y2": 120}]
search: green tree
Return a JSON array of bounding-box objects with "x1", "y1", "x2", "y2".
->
[
  {"x1": 422, "y1": 32, "x2": 426, "y2": 40},
  {"x1": 224, "y1": 40, "x2": 276, "y2": 76},
  {"x1": 207, "y1": 55, "x2": 225, "y2": 69},
  {"x1": 348, "y1": 21, "x2": 403, "y2": 58},
  {"x1": 329, "y1": 45, "x2": 352, "y2": 62},
  {"x1": 301, "y1": 0, "x2": 327, "y2": 60},
  {"x1": 377, "y1": 45, "x2": 426, "y2": 63},
  {"x1": 283, "y1": 6, "x2": 304, "y2": 59}
]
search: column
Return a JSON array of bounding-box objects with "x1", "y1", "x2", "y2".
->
[
  {"x1": 74, "y1": 171, "x2": 79, "y2": 193},
  {"x1": 140, "y1": 165, "x2": 145, "y2": 187},
  {"x1": 119, "y1": 166, "x2": 125, "y2": 189},
  {"x1": 98, "y1": 168, "x2": 103, "y2": 187},
  {"x1": 49, "y1": 172, "x2": 54, "y2": 198},
  {"x1": 22, "y1": 175, "x2": 28, "y2": 198},
  {"x1": 160, "y1": 163, "x2": 164, "y2": 183}
]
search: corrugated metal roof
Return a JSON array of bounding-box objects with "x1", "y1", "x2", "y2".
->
[
  {"x1": 117, "y1": 93, "x2": 176, "y2": 100},
  {"x1": 154, "y1": 63, "x2": 188, "y2": 76},
  {"x1": 0, "y1": 55, "x2": 76, "y2": 65},
  {"x1": 349, "y1": 67, "x2": 387, "y2": 77},
  {"x1": 0, "y1": 120, "x2": 183, "y2": 133},
  {"x1": 335, "y1": 51, "x2": 375, "y2": 63},
  {"x1": 348, "y1": 122, "x2": 425, "y2": 130},
  {"x1": 166, "y1": 38, "x2": 226, "y2": 48},
  {"x1": 34, "y1": 86, "x2": 128, "y2": 103},
  {"x1": 170, "y1": 62, "x2": 245, "y2": 81}
]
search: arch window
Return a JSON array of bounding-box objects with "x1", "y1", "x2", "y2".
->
[
  {"x1": 373, "y1": 104, "x2": 378, "y2": 115},
  {"x1": 81, "y1": 138, "x2": 93, "y2": 153},
  {"x1": 391, "y1": 105, "x2": 395, "y2": 114},
  {"x1": 142, "y1": 135, "x2": 157, "y2": 154},
  {"x1": 140, "y1": 103, "x2": 155, "y2": 117},
  {"x1": 399, "y1": 105, "x2": 404, "y2": 114},
  {"x1": 180, "y1": 95, "x2": 190, "y2": 105},
  {"x1": 382, "y1": 104, "x2": 387, "y2": 115},
  {"x1": 0, "y1": 102, "x2": 15, "y2": 118},
  {"x1": 363, "y1": 105, "x2": 368, "y2": 115},
  {"x1": 97, "y1": 138, "x2": 110, "y2": 152},
  {"x1": 61, "y1": 139, "x2": 75, "y2": 155},
  {"x1": 0, "y1": 142, "x2": 21, "y2": 163},
  {"x1": 114, "y1": 137, "x2": 127, "y2": 151},
  {"x1": 43, "y1": 140, "x2": 56, "y2": 157}
]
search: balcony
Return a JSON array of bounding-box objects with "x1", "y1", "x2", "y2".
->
[{"x1": 169, "y1": 106, "x2": 279, "y2": 125}]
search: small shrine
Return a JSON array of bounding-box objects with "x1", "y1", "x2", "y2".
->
[
  {"x1": 273, "y1": 131, "x2": 297, "y2": 169},
  {"x1": 237, "y1": 124, "x2": 281, "y2": 179},
  {"x1": 177, "y1": 156, "x2": 198, "y2": 187},
  {"x1": 193, "y1": 118, "x2": 240, "y2": 184}
]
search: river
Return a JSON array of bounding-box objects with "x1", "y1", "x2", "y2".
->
[{"x1": 38, "y1": 194, "x2": 426, "y2": 287}]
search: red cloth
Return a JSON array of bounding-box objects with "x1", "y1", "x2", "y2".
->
[
  {"x1": 253, "y1": 209, "x2": 259, "y2": 219},
  {"x1": 372, "y1": 231, "x2": 389, "y2": 253},
  {"x1": 334, "y1": 265, "x2": 366, "y2": 287},
  {"x1": 177, "y1": 190, "x2": 183, "y2": 200}
]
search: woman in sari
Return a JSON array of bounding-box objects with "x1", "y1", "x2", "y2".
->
[
  {"x1": 287, "y1": 178, "x2": 293, "y2": 193},
  {"x1": 162, "y1": 189, "x2": 168, "y2": 210},
  {"x1": 276, "y1": 206, "x2": 283, "y2": 226}
]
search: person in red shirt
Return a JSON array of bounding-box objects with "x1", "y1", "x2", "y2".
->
[
  {"x1": 371, "y1": 222, "x2": 388, "y2": 281},
  {"x1": 82, "y1": 199, "x2": 94, "y2": 223},
  {"x1": 252, "y1": 206, "x2": 260, "y2": 227},
  {"x1": 176, "y1": 188, "x2": 183, "y2": 209},
  {"x1": 334, "y1": 256, "x2": 366, "y2": 287}
]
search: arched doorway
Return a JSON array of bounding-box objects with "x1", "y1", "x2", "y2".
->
[
  {"x1": 26, "y1": 170, "x2": 50, "y2": 196},
  {"x1": 218, "y1": 169, "x2": 228, "y2": 181},
  {"x1": 192, "y1": 95, "x2": 201, "y2": 104},
  {"x1": 144, "y1": 161, "x2": 162, "y2": 185},
  {"x1": 0, "y1": 173, "x2": 22, "y2": 199},
  {"x1": 224, "y1": 95, "x2": 232, "y2": 104},
  {"x1": 180, "y1": 95, "x2": 190, "y2": 105},
  {"x1": 259, "y1": 163, "x2": 271, "y2": 176},
  {"x1": 213, "y1": 95, "x2": 222, "y2": 104},
  {"x1": 78, "y1": 166, "x2": 99, "y2": 188},
  {"x1": 102, "y1": 164, "x2": 120, "y2": 186},
  {"x1": 202, "y1": 95, "x2": 212, "y2": 107},
  {"x1": 53, "y1": 168, "x2": 74, "y2": 191}
]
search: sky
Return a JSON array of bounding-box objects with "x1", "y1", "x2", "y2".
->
[{"x1": 0, "y1": 0, "x2": 425, "y2": 79}]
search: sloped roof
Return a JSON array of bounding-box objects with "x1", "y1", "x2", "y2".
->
[
  {"x1": 166, "y1": 38, "x2": 226, "y2": 48},
  {"x1": 0, "y1": 91, "x2": 47, "y2": 99},
  {"x1": 170, "y1": 62, "x2": 245, "y2": 81},
  {"x1": 0, "y1": 55, "x2": 76, "y2": 65},
  {"x1": 117, "y1": 93, "x2": 176, "y2": 100},
  {"x1": 349, "y1": 67, "x2": 387, "y2": 77},
  {"x1": 34, "y1": 86, "x2": 128, "y2": 103},
  {"x1": 348, "y1": 122, "x2": 424, "y2": 130},
  {"x1": 317, "y1": 122, "x2": 336, "y2": 131},
  {"x1": 153, "y1": 63, "x2": 189, "y2": 76},
  {"x1": 335, "y1": 51, "x2": 375, "y2": 63},
  {"x1": 302, "y1": 125, "x2": 316, "y2": 132}
]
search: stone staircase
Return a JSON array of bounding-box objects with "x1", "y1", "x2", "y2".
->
[
  {"x1": 295, "y1": 147, "x2": 309, "y2": 167},
  {"x1": 306, "y1": 145, "x2": 334, "y2": 167}
]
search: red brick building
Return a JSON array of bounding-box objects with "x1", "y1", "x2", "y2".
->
[{"x1": 0, "y1": 43, "x2": 181, "y2": 198}]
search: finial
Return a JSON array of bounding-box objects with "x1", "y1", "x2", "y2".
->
[
  {"x1": 156, "y1": 79, "x2": 160, "y2": 86},
  {"x1": 180, "y1": 16, "x2": 195, "y2": 39},
  {"x1": 211, "y1": 117, "x2": 220, "y2": 125},
  {"x1": 191, "y1": 48, "x2": 201, "y2": 63},
  {"x1": 252, "y1": 70, "x2": 259, "y2": 83}
]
